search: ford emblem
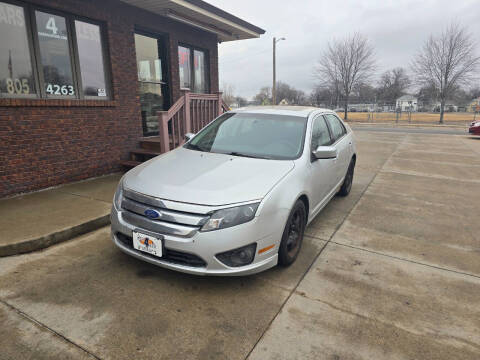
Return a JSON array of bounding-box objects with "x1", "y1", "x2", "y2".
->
[{"x1": 144, "y1": 209, "x2": 161, "y2": 219}]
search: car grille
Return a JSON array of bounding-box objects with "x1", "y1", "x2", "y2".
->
[
  {"x1": 120, "y1": 189, "x2": 210, "y2": 238},
  {"x1": 116, "y1": 233, "x2": 207, "y2": 268}
]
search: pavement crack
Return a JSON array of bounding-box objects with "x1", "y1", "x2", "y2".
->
[
  {"x1": 328, "y1": 240, "x2": 480, "y2": 280},
  {"x1": 291, "y1": 291, "x2": 480, "y2": 352},
  {"x1": 0, "y1": 298, "x2": 103, "y2": 360},
  {"x1": 56, "y1": 190, "x2": 113, "y2": 204}
]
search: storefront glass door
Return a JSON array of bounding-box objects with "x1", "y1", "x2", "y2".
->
[{"x1": 134, "y1": 33, "x2": 169, "y2": 136}]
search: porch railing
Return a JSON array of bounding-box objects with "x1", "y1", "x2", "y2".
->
[{"x1": 158, "y1": 91, "x2": 229, "y2": 153}]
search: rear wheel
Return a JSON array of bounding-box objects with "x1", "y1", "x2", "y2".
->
[
  {"x1": 338, "y1": 158, "x2": 355, "y2": 197},
  {"x1": 278, "y1": 200, "x2": 306, "y2": 266}
]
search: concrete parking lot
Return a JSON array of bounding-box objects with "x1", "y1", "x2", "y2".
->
[{"x1": 1, "y1": 129, "x2": 479, "y2": 360}]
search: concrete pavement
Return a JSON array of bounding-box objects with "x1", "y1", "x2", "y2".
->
[
  {"x1": 249, "y1": 132, "x2": 480, "y2": 359},
  {"x1": 0, "y1": 131, "x2": 479, "y2": 359},
  {"x1": 0, "y1": 174, "x2": 121, "y2": 256}
]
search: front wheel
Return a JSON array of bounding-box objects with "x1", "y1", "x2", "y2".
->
[
  {"x1": 338, "y1": 158, "x2": 355, "y2": 197},
  {"x1": 278, "y1": 200, "x2": 306, "y2": 266}
]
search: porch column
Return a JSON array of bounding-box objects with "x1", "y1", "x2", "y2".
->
[
  {"x1": 182, "y1": 90, "x2": 191, "y2": 134},
  {"x1": 216, "y1": 91, "x2": 223, "y2": 116},
  {"x1": 158, "y1": 111, "x2": 170, "y2": 153}
]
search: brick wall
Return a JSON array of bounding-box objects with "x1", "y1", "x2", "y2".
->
[{"x1": 0, "y1": 0, "x2": 219, "y2": 198}]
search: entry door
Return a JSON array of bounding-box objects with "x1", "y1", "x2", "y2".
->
[
  {"x1": 324, "y1": 114, "x2": 350, "y2": 185},
  {"x1": 309, "y1": 115, "x2": 337, "y2": 215},
  {"x1": 134, "y1": 33, "x2": 169, "y2": 136}
]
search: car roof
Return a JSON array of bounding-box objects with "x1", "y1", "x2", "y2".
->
[{"x1": 232, "y1": 106, "x2": 332, "y2": 117}]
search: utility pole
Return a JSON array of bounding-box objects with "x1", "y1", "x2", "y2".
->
[
  {"x1": 273, "y1": 37, "x2": 276, "y2": 105},
  {"x1": 272, "y1": 37, "x2": 285, "y2": 106}
]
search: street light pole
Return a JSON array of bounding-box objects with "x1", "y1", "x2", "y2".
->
[
  {"x1": 273, "y1": 37, "x2": 276, "y2": 105},
  {"x1": 272, "y1": 37, "x2": 285, "y2": 106}
]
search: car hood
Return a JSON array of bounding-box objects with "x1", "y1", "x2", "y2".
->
[{"x1": 123, "y1": 147, "x2": 295, "y2": 206}]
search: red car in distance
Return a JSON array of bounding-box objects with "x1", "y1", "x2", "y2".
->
[{"x1": 469, "y1": 120, "x2": 480, "y2": 136}]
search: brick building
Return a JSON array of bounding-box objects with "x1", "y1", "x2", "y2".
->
[{"x1": 0, "y1": 0, "x2": 264, "y2": 197}]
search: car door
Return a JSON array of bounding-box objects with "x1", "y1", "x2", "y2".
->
[
  {"x1": 324, "y1": 113, "x2": 350, "y2": 187},
  {"x1": 308, "y1": 114, "x2": 337, "y2": 214}
]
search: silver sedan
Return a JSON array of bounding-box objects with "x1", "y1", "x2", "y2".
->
[{"x1": 111, "y1": 106, "x2": 356, "y2": 275}]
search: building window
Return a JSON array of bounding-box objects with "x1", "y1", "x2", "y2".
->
[
  {"x1": 178, "y1": 44, "x2": 208, "y2": 93},
  {"x1": 35, "y1": 11, "x2": 75, "y2": 97},
  {"x1": 178, "y1": 45, "x2": 191, "y2": 89},
  {"x1": 0, "y1": 1, "x2": 110, "y2": 100},
  {"x1": 75, "y1": 20, "x2": 108, "y2": 98},
  {"x1": 193, "y1": 49, "x2": 206, "y2": 93},
  {"x1": 0, "y1": 2, "x2": 36, "y2": 96}
]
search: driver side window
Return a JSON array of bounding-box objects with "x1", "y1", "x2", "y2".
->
[{"x1": 311, "y1": 115, "x2": 332, "y2": 150}]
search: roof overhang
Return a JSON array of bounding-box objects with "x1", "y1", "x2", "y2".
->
[{"x1": 119, "y1": 0, "x2": 265, "y2": 42}]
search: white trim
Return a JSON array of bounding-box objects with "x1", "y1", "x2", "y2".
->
[
  {"x1": 165, "y1": 11, "x2": 235, "y2": 38},
  {"x1": 169, "y1": 0, "x2": 260, "y2": 38}
]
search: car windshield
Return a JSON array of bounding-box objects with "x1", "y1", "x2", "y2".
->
[{"x1": 184, "y1": 112, "x2": 307, "y2": 160}]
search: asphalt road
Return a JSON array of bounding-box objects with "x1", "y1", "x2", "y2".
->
[
  {"x1": 351, "y1": 125, "x2": 468, "y2": 135},
  {"x1": 1, "y1": 131, "x2": 480, "y2": 360}
]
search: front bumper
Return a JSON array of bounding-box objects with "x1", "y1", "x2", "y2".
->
[{"x1": 110, "y1": 205, "x2": 281, "y2": 276}]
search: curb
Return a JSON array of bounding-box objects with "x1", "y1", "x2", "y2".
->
[{"x1": 0, "y1": 215, "x2": 110, "y2": 257}]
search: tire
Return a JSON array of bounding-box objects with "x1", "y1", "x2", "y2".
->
[
  {"x1": 338, "y1": 158, "x2": 355, "y2": 197},
  {"x1": 278, "y1": 200, "x2": 306, "y2": 266}
]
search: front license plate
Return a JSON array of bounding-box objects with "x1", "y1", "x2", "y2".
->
[{"x1": 133, "y1": 231, "x2": 163, "y2": 258}]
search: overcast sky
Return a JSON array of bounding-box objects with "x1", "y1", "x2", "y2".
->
[{"x1": 207, "y1": 0, "x2": 480, "y2": 100}]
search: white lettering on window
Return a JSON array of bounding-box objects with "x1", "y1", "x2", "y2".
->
[
  {"x1": 45, "y1": 16, "x2": 58, "y2": 35},
  {"x1": 0, "y1": 4, "x2": 24, "y2": 26}
]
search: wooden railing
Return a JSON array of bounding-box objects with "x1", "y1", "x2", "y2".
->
[{"x1": 158, "y1": 91, "x2": 228, "y2": 153}]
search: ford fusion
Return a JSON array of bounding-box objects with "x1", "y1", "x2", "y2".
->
[{"x1": 111, "y1": 106, "x2": 356, "y2": 275}]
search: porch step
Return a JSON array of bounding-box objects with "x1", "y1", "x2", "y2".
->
[
  {"x1": 130, "y1": 148, "x2": 162, "y2": 157},
  {"x1": 140, "y1": 136, "x2": 162, "y2": 151},
  {"x1": 139, "y1": 136, "x2": 175, "y2": 151},
  {"x1": 120, "y1": 160, "x2": 142, "y2": 168}
]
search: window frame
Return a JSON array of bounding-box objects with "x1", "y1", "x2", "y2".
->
[
  {"x1": 310, "y1": 114, "x2": 334, "y2": 154},
  {"x1": 72, "y1": 16, "x2": 112, "y2": 100},
  {"x1": 178, "y1": 43, "x2": 209, "y2": 93},
  {"x1": 0, "y1": 0, "x2": 111, "y2": 100},
  {"x1": 323, "y1": 113, "x2": 347, "y2": 144}
]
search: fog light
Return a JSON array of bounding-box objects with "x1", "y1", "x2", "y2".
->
[{"x1": 216, "y1": 243, "x2": 257, "y2": 267}]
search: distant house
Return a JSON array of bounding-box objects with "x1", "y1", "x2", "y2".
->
[
  {"x1": 467, "y1": 98, "x2": 480, "y2": 113},
  {"x1": 396, "y1": 95, "x2": 418, "y2": 112}
]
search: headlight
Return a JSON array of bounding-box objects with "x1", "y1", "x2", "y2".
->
[
  {"x1": 201, "y1": 203, "x2": 260, "y2": 232},
  {"x1": 113, "y1": 181, "x2": 123, "y2": 209}
]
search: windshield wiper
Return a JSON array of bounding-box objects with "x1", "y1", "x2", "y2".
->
[
  {"x1": 185, "y1": 143, "x2": 209, "y2": 152},
  {"x1": 224, "y1": 152, "x2": 272, "y2": 159}
]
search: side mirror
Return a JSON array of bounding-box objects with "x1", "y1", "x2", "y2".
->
[
  {"x1": 312, "y1": 146, "x2": 337, "y2": 160},
  {"x1": 184, "y1": 133, "x2": 195, "y2": 142}
]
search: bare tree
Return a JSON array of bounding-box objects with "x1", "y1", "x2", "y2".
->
[
  {"x1": 377, "y1": 67, "x2": 411, "y2": 104},
  {"x1": 412, "y1": 23, "x2": 480, "y2": 123},
  {"x1": 253, "y1": 86, "x2": 271, "y2": 105},
  {"x1": 221, "y1": 82, "x2": 236, "y2": 106},
  {"x1": 275, "y1": 81, "x2": 308, "y2": 105},
  {"x1": 314, "y1": 33, "x2": 375, "y2": 119},
  {"x1": 309, "y1": 85, "x2": 338, "y2": 108}
]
